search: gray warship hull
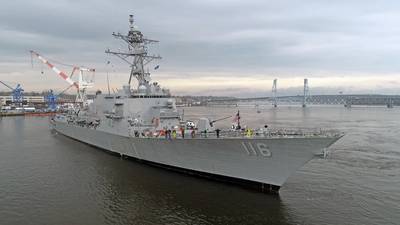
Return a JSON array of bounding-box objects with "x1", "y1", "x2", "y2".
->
[
  {"x1": 49, "y1": 15, "x2": 343, "y2": 194},
  {"x1": 53, "y1": 120, "x2": 340, "y2": 193}
]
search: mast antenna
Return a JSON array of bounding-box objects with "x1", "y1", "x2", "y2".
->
[
  {"x1": 107, "y1": 73, "x2": 111, "y2": 95},
  {"x1": 105, "y1": 14, "x2": 162, "y2": 90},
  {"x1": 129, "y1": 14, "x2": 134, "y2": 29}
]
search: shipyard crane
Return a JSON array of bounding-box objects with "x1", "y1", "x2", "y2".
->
[
  {"x1": 44, "y1": 85, "x2": 77, "y2": 111},
  {"x1": 45, "y1": 89, "x2": 57, "y2": 111},
  {"x1": 0, "y1": 81, "x2": 24, "y2": 104},
  {"x1": 30, "y1": 50, "x2": 95, "y2": 104}
]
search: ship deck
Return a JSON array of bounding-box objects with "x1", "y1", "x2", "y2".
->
[{"x1": 131, "y1": 128, "x2": 343, "y2": 140}]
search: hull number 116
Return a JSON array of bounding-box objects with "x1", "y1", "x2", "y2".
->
[{"x1": 241, "y1": 142, "x2": 272, "y2": 157}]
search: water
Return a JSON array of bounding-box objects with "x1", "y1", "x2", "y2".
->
[{"x1": 0, "y1": 106, "x2": 399, "y2": 225}]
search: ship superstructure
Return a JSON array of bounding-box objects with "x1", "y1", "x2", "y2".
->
[{"x1": 52, "y1": 15, "x2": 343, "y2": 194}]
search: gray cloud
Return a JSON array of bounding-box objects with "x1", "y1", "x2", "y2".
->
[{"x1": 1, "y1": 0, "x2": 400, "y2": 95}]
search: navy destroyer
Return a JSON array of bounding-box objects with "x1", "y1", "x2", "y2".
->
[{"x1": 52, "y1": 15, "x2": 343, "y2": 194}]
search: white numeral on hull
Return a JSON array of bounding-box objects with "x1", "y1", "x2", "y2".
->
[{"x1": 241, "y1": 142, "x2": 272, "y2": 157}]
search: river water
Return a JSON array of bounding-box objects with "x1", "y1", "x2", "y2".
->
[{"x1": 0, "y1": 106, "x2": 399, "y2": 225}]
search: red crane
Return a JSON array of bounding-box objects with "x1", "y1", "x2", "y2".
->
[{"x1": 30, "y1": 50, "x2": 95, "y2": 103}]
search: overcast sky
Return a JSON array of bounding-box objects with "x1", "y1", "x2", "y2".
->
[{"x1": 1, "y1": 0, "x2": 400, "y2": 97}]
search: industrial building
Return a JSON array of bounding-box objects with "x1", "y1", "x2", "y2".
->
[{"x1": 0, "y1": 95, "x2": 45, "y2": 106}]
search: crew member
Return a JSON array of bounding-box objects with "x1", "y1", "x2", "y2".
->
[
  {"x1": 180, "y1": 127, "x2": 185, "y2": 139},
  {"x1": 215, "y1": 128, "x2": 221, "y2": 138},
  {"x1": 164, "y1": 129, "x2": 168, "y2": 139},
  {"x1": 172, "y1": 130, "x2": 177, "y2": 139},
  {"x1": 246, "y1": 128, "x2": 252, "y2": 137},
  {"x1": 167, "y1": 129, "x2": 172, "y2": 140},
  {"x1": 191, "y1": 129, "x2": 195, "y2": 138}
]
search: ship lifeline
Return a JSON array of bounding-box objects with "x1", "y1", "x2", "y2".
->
[{"x1": 52, "y1": 15, "x2": 343, "y2": 194}]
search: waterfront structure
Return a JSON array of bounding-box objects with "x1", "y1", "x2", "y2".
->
[{"x1": 0, "y1": 95, "x2": 45, "y2": 105}]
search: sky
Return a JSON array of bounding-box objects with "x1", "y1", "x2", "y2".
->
[{"x1": 1, "y1": 0, "x2": 400, "y2": 97}]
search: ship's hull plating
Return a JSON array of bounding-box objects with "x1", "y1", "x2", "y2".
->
[{"x1": 53, "y1": 121, "x2": 340, "y2": 193}]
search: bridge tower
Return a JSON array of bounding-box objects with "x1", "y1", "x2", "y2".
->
[
  {"x1": 302, "y1": 78, "x2": 309, "y2": 107},
  {"x1": 387, "y1": 98, "x2": 394, "y2": 108},
  {"x1": 344, "y1": 97, "x2": 352, "y2": 108},
  {"x1": 272, "y1": 79, "x2": 277, "y2": 107}
]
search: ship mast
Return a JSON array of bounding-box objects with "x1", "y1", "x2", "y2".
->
[{"x1": 105, "y1": 15, "x2": 161, "y2": 92}]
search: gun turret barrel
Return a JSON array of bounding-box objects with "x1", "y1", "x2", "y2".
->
[{"x1": 210, "y1": 115, "x2": 232, "y2": 124}]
